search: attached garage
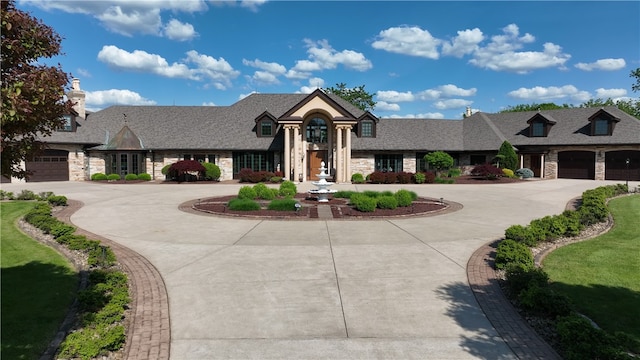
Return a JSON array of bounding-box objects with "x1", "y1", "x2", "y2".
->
[
  {"x1": 605, "y1": 150, "x2": 640, "y2": 181},
  {"x1": 26, "y1": 149, "x2": 69, "y2": 182},
  {"x1": 558, "y1": 151, "x2": 595, "y2": 179}
]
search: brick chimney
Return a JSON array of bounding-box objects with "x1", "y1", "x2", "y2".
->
[
  {"x1": 68, "y1": 78, "x2": 86, "y2": 119},
  {"x1": 465, "y1": 106, "x2": 472, "y2": 118}
]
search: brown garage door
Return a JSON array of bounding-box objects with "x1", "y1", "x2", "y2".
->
[
  {"x1": 558, "y1": 151, "x2": 595, "y2": 179},
  {"x1": 605, "y1": 150, "x2": 640, "y2": 181},
  {"x1": 26, "y1": 149, "x2": 69, "y2": 182}
]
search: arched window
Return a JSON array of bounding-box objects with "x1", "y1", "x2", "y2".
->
[{"x1": 306, "y1": 117, "x2": 328, "y2": 143}]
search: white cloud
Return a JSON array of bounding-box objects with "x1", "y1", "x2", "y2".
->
[
  {"x1": 251, "y1": 71, "x2": 279, "y2": 85},
  {"x1": 433, "y1": 99, "x2": 473, "y2": 110},
  {"x1": 285, "y1": 69, "x2": 311, "y2": 80},
  {"x1": 507, "y1": 85, "x2": 591, "y2": 102},
  {"x1": 387, "y1": 112, "x2": 444, "y2": 119},
  {"x1": 416, "y1": 89, "x2": 441, "y2": 101},
  {"x1": 97, "y1": 6, "x2": 162, "y2": 36},
  {"x1": 437, "y1": 84, "x2": 477, "y2": 97},
  {"x1": 243, "y1": 59, "x2": 287, "y2": 75},
  {"x1": 76, "y1": 68, "x2": 92, "y2": 78},
  {"x1": 202, "y1": 101, "x2": 216, "y2": 106},
  {"x1": 292, "y1": 39, "x2": 372, "y2": 75},
  {"x1": 595, "y1": 88, "x2": 627, "y2": 98},
  {"x1": 163, "y1": 19, "x2": 197, "y2": 41},
  {"x1": 441, "y1": 28, "x2": 484, "y2": 58},
  {"x1": 240, "y1": 0, "x2": 267, "y2": 12},
  {"x1": 238, "y1": 91, "x2": 257, "y2": 100},
  {"x1": 376, "y1": 90, "x2": 415, "y2": 102},
  {"x1": 184, "y1": 50, "x2": 241, "y2": 89},
  {"x1": 85, "y1": 89, "x2": 156, "y2": 109},
  {"x1": 372, "y1": 26, "x2": 441, "y2": 59},
  {"x1": 298, "y1": 77, "x2": 325, "y2": 93},
  {"x1": 575, "y1": 58, "x2": 626, "y2": 71},
  {"x1": 469, "y1": 24, "x2": 570, "y2": 73},
  {"x1": 97, "y1": 45, "x2": 196, "y2": 79},
  {"x1": 375, "y1": 101, "x2": 401, "y2": 111}
]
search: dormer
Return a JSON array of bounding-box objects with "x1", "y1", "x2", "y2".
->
[
  {"x1": 255, "y1": 111, "x2": 277, "y2": 137},
  {"x1": 588, "y1": 109, "x2": 620, "y2": 136},
  {"x1": 58, "y1": 109, "x2": 79, "y2": 132},
  {"x1": 526, "y1": 113, "x2": 557, "y2": 137},
  {"x1": 356, "y1": 112, "x2": 379, "y2": 138}
]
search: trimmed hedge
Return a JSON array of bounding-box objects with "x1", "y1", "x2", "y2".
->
[
  {"x1": 267, "y1": 198, "x2": 298, "y2": 211},
  {"x1": 227, "y1": 198, "x2": 260, "y2": 211}
]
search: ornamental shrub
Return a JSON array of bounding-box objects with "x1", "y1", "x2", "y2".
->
[
  {"x1": 161, "y1": 164, "x2": 171, "y2": 176},
  {"x1": 504, "y1": 266, "x2": 549, "y2": 298},
  {"x1": 362, "y1": 190, "x2": 381, "y2": 198},
  {"x1": 137, "y1": 173, "x2": 152, "y2": 181},
  {"x1": 424, "y1": 171, "x2": 436, "y2": 183},
  {"x1": 50, "y1": 223, "x2": 76, "y2": 239},
  {"x1": 16, "y1": 189, "x2": 37, "y2": 200},
  {"x1": 267, "y1": 198, "x2": 298, "y2": 211},
  {"x1": 494, "y1": 239, "x2": 534, "y2": 270},
  {"x1": 518, "y1": 284, "x2": 572, "y2": 318},
  {"x1": 107, "y1": 174, "x2": 121, "y2": 181},
  {"x1": 384, "y1": 172, "x2": 398, "y2": 184},
  {"x1": 368, "y1": 171, "x2": 385, "y2": 184},
  {"x1": 350, "y1": 193, "x2": 377, "y2": 212},
  {"x1": 279, "y1": 180, "x2": 297, "y2": 197},
  {"x1": 471, "y1": 163, "x2": 503, "y2": 179},
  {"x1": 269, "y1": 176, "x2": 282, "y2": 183},
  {"x1": 424, "y1": 151, "x2": 454, "y2": 177},
  {"x1": 497, "y1": 140, "x2": 518, "y2": 171},
  {"x1": 91, "y1": 173, "x2": 107, "y2": 181},
  {"x1": 237, "y1": 185, "x2": 257, "y2": 200},
  {"x1": 446, "y1": 168, "x2": 462, "y2": 178},
  {"x1": 394, "y1": 189, "x2": 413, "y2": 207},
  {"x1": 124, "y1": 173, "x2": 138, "y2": 181},
  {"x1": 238, "y1": 168, "x2": 254, "y2": 182},
  {"x1": 515, "y1": 168, "x2": 534, "y2": 179},
  {"x1": 555, "y1": 314, "x2": 635, "y2": 360},
  {"x1": 435, "y1": 177, "x2": 454, "y2": 184},
  {"x1": 351, "y1": 173, "x2": 365, "y2": 184},
  {"x1": 377, "y1": 195, "x2": 398, "y2": 210},
  {"x1": 561, "y1": 210, "x2": 584, "y2": 237},
  {"x1": 502, "y1": 168, "x2": 515, "y2": 178},
  {"x1": 413, "y1": 172, "x2": 426, "y2": 184},
  {"x1": 227, "y1": 198, "x2": 260, "y2": 211},
  {"x1": 47, "y1": 195, "x2": 68, "y2": 206},
  {"x1": 253, "y1": 183, "x2": 275, "y2": 200},
  {"x1": 168, "y1": 160, "x2": 206, "y2": 182},
  {"x1": 202, "y1": 162, "x2": 221, "y2": 181},
  {"x1": 333, "y1": 190, "x2": 355, "y2": 199}
]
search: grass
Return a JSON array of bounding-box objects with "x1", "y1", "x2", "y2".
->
[
  {"x1": 544, "y1": 194, "x2": 640, "y2": 341},
  {"x1": 1, "y1": 201, "x2": 78, "y2": 360}
]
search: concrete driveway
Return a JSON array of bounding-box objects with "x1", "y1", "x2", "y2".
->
[{"x1": 3, "y1": 179, "x2": 631, "y2": 359}]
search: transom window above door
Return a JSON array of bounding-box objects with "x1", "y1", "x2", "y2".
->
[{"x1": 306, "y1": 117, "x2": 328, "y2": 143}]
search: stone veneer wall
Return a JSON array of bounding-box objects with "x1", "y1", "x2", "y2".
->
[
  {"x1": 217, "y1": 152, "x2": 233, "y2": 181},
  {"x1": 402, "y1": 153, "x2": 417, "y2": 173},
  {"x1": 351, "y1": 152, "x2": 375, "y2": 177},
  {"x1": 544, "y1": 150, "x2": 558, "y2": 180}
]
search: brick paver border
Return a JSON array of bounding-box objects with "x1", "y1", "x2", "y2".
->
[
  {"x1": 55, "y1": 200, "x2": 171, "y2": 360},
  {"x1": 467, "y1": 241, "x2": 562, "y2": 360}
]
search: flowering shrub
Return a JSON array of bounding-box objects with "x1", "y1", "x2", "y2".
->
[
  {"x1": 168, "y1": 160, "x2": 205, "y2": 182},
  {"x1": 471, "y1": 163, "x2": 503, "y2": 179}
]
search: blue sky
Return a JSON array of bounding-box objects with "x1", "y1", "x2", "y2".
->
[{"x1": 19, "y1": 0, "x2": 640, "y2": 119}]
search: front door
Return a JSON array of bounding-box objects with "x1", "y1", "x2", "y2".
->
[
  {"x1": 530, "y1": 155, "x2": 541, "y2": 177},
  {"x1": 308, "y1": 150, "x2": 327, "y2": 180}
]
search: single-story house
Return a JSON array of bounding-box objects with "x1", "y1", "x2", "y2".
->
[{"x1": 6, "y1": 79, "x2": 640, "y2": 183}]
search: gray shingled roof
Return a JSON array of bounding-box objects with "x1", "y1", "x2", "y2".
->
[{"x1": 41, "y1": 93, "x2": 639, "y2": 152}]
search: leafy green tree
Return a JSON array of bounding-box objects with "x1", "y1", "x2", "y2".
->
[
  {"x1": 496, "y1": 140, "x2": 518, "y2": 171},
  {"x1": 424, "y1": 151, "x2": 454, "y2": 177},
  {"x1": 323, "y1": 83, "x2": 376, "y2": 112},
  {"x1": 1, "y1": 0, "x2": 74, "y2": 179},
  {"x1": 579, "y1": 98, "x2": 640, "y2": 119},
  {"x1": 500, "y1": 103, "x2": 572, "y2": 113},
  {"x1": 631, "y1": 67, "x2": 640, "y2": 93}
]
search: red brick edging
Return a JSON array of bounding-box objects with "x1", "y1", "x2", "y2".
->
[
  {"x1": 55, "y1": 200, "x2": 171, "y2": 360},
  {"x1": 467, "y1": 241, "x2": 562, "y2": 360}
]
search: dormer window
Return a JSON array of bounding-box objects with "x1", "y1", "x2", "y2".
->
[
  {"x1": 588, "y1": 110, "x2": 620, "y2": 136},
  {"x1": 59, "y1": 114, "x2": 74, "y2": 132},
  {"x1": 526, "y1": 114, "x2": 556, "y2": 137},
  {"x1": 358, "y1": 119, "x2": 376, "y2": 138},
  {"x1": 257, "y1": 119, "x2": 275, "y2": 137}
]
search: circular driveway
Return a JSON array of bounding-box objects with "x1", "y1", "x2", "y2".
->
[{"x1": 3, "y1": 179, "x2": 630, "y2": 359}]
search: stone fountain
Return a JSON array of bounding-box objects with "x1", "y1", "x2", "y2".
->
[{"x1": 308, "y1": 161, "x2": 337, "y2": 202}]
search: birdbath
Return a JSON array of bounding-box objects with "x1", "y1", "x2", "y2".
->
[{"x1": 308, "y1": 161, "x2": 337, "y2": 202}]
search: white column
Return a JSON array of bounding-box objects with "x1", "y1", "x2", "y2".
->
[
  {"x1": 519, "y1": 154, "x2": 524, "y2": 169},
  {"x1": 293, "y1": 126, "x2": 300, "y2": 182},
  {"x1": 345, "y1": 126, "x2": 351, "y2": 182},
  {"x1": 540, "y1": 154, "x2": 545, "y2": 179},
  {"x1": 336, "y1": 126, "x2": 343, "y2": 182},
  {"x1": 284, "y1": 126, "x2": 291, "y2": 180}
]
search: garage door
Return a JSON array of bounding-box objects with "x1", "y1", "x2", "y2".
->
[
  {"x1": 26, "y1": 149, "x2": 69, "y2": 182},
  {"x1": 558, "y1": 151, "x2": 595, "y2": 179},
  {"x1": 605, "y1": 150, "x2": 640, "y2": 181}
]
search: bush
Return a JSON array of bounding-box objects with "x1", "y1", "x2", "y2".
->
[
  {"x1": 124, "y1": 174, "x2": 138, "y2": 181},
  {"x1": 518, "y1": 284, "x2": 572, "y2": 318},
  {"x1": 504, "y1": 224, "x2": 542, "y2": 247},
  {"x1": 384, "y1": 172, "x2": 398, "y2": 184},
  {"x1": 435, "y1": 177, "x2": 454, "y2": 184},
  {"x1": 377, "y1": 195, "x2": 398, "y2": 210},
  {"x1": 106, "y1": 174, "x2": 121, "y2": 181},
  {"x1": 50, "y1": 223, "x2": 76, "y2": 239},
  {"x1": 253, "y1": 183, "x2": 275, "y2": 200},
  {"x1": 471, "y1": 163, "x2": 503, "y2": 179},
  {"x1": 351, "y1": 173, "x2": 365, "y2": 184},
  {"x1": 424, "y1": 171, "x2": 436, "y2": 183},
  {"x1": 368, "y1": 171, "x2": 385, "y2": 184},
  {"x1": 494, "y1": 239, "x2": 534, "y2": 270},
  {"x1": 202, "y1": 162, "x2": 221, "y2": 181},
  {"x1": 502, "y1": 168, "x2": 515, "y2": 178},
  {"x1": 238, "y1": 168, "x2": 254, "y2": 182},
  {"x1": 47, "y1": 195, "x2": 68, "y2": 206},
  {"x1": 413, "y1": 172, "x2": 426, "y2": 184},
  {"x1": 269, "y1": 176, "x2": 283, "y2": 183},
  {"x1": 555, "y1": 314, "x2": 634, "y2": 360},
  {"x1": 350, "y1": 193, "x2": 377, "y2": 212},
  {"x1": 515, "y1": 168, "x2": 534, "y2": 179},
  {"x1": 446, "y1": 168, "x2": 462, "y2": 178},
  {"x1": 267, "y1": 198, "x2": 298, "y2": 211},
  {"x1": 91, "y1": 173, "x2": 107, "y2": 181},
  {"x1": 168, "y1": 160, "x2": 206, "y2": 182},
  {"x1": 333, "y1": 190, "x2": 355, "y2": 199},
  {"x1": 237, "y1": 186, "x2": 257, "y2": 200},
  {"x1": 16, "y1": 189, "x2": 37, "y2": 200},
  {"x1": 504, "y1": 266, "x2": 549, "y2": 298},
  {"x1": 227, "y1": 198, "x2": 260, "y2": 211},
  {"x1": 0, "y1": 190, "x2": 14, "y2": 200},
  {"x1": 497, "y1": 140, "x2": 518, "y2": 171},
  {"x1": 161, "y1": 164, "x2": 171, "y2": 176},
  {"x1": 279, "y1": 180, "x2": 297, "y2": 197},
  {"x1": 394, "y1": 190, "x2": 414, "y2": 207},
  {"x1": 137, "y1": 173, "x2": 152, "y2": 181},
  {"x1": 424, "y1": 151, "x2": 454, "y2": 176}
]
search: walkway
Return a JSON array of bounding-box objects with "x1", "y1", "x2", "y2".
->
[{"x1": 3, "y1": 179, "x2": 632, "y2": 359}]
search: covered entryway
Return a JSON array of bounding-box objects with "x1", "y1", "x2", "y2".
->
[
  {"x1": 25, "y1": 149, "x2": 69, "y2": 182},
  {"x1": 605, "y1": 150, "x2": 640, "y2": 181},
  {"x1": 307, "y1": 150, "x2": 327, "y2": 181},
  {"x1": 558, "y1": 151, "x2": 595, "y2": 179}
]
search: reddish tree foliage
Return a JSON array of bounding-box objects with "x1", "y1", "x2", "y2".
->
[
  {"x1": 471, "y1": 163, "x2": 504, "y2": 179},
  {"x1": 168, "y1": 160, "x2": 206, "y2": 182},
  {"x1": 1, "y1": 0, "x2": 74, "y2": 178}
]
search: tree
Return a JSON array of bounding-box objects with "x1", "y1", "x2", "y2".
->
[
  {"x1": 323, "y1": 83, "x2": 376, "y2": 112},
  {"x1": 496, "y1": 140, "x2": 518, "y2": 171},
  {"x1": 580, "y1": 98, "x2": 640, "y2": 119},
  {"x1": 500, "y1": 103, "x2": 572, "y2": 113},
  {"x1": 631, "y1": 67, "x2": 640, "y2": 93},
  {"x1": 1, "y1": 0, "x2": 73, "y2": 179},
  {"x1": 424, "y1": 151, "x2": 454, "y2": 177}
]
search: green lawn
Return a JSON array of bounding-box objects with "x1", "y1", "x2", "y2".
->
[
  {"x1": 544, "y1": 194, "x2": 640, "y2": 341},
  {"x1": 1, "y1": 201, "x2": 78, "y2": 360}
]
